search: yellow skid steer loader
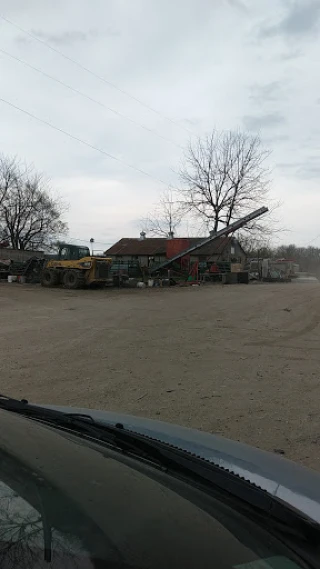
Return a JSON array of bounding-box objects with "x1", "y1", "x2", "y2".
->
[{"x1": 41, "y1": 244, "x2": 112, "y2": 289}]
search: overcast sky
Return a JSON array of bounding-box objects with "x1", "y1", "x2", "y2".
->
[{"x1": 0, "y1": 0, "x2": 319, "y2": 249}]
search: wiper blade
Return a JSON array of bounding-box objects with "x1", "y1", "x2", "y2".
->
[
  {"x1": 0, "y1": 394, "x2": 185, "y2": 462},
  {"x1": 0, "y1": 395, "x2": 180, "y2": 465},
  {"x1": 0, "y1": 395, "x2": 319, "y2": 546}
]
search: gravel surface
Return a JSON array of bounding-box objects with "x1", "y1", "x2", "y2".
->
[{"x1": 1, "y1": 280, "x2": 320, "y2": 469}]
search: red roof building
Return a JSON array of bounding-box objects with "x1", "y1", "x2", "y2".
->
[{"x1": 104, "y1": 235, "x2": 246, "y2": 267}]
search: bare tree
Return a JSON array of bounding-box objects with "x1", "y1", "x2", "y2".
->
[
  {"x1": 179, "y1": 130, "x2": 276, "y2": 238},
  {"x1": 0, "y1": 155, "x2": 20, "y2": 211},
  {"x1": 0, "y1": 156, "x2": 68, "y2": 250},
  {"x1": 141, "y1": 189, "x2": 184, "y2": 237},
  {"x1": 0, "y1": 485, "x2": 89, "y2": 568},
  {"x1": 237, "y1": 233, "x2": 273, "y2": 257}
]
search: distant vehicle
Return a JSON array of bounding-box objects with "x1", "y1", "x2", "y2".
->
[
  {"x1": 248, "y1": 258, "x2": 299, "y2": 282},
  {"x1": 41, "y1": 243, "x2": 113, "y2": 289},
  {"x1": 274, "y1": 259, "x2": 300, "y2": 279},
  {"x1": 0, "y1": 394, "x2": 320, "y2": 568}
]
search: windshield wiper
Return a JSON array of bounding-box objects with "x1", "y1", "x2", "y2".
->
[{"x1": 0, "y1": 394, "x2": 319, "y2": 552}]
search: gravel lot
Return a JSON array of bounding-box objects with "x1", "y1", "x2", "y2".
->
[{"x1": 1, "y1": 280, "x2": 320, "y2": 469}]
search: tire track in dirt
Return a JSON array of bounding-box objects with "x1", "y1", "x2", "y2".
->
[
  {"x1": 248, "y1": 313, "x2": 320, "y2": 347},
  {"x1": 247, "y1": 290, "x2": 320, "y2": 348}
]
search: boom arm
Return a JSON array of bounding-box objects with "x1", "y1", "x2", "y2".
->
[{"x1": 151, "y1": 206, "x2": 268, "y2": 272}]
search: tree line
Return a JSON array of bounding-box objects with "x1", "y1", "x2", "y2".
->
[{"x1": 245, "y1": 243, "x2": 320, "y2": 276}]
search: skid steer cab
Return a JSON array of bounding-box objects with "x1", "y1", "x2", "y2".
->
[{"x1": 41, "y1": 244, "x2": 112, "y2": 289}]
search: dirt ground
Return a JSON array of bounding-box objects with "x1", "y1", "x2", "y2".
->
[{"x1": 1, "y1": 280, "x2": 320, "y2": 470}]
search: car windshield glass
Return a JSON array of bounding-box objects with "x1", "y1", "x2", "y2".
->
[
  {"x1": 0, "y1": 418, "x2": 311, "y2": 569},
  {"x1": 78, "y1": 248, "x2": 90, "y2": 259},
  {"x1": 59, "y1": 247, "x2": 69, "y2": 259}
]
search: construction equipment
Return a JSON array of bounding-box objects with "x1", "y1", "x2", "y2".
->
[
  {"x1": 150, "y1": 206, "x2": 269, "y2": 274},
  {"x1": 11, "y1": 257, "x2": 46, "y2": 283},
  {"x1": 41, "y1": 243, "x2": 112, "y2": 289}
]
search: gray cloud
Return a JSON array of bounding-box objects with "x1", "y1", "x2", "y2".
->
[
  {"x1": 182, "y1": 117, "x2": 201, "y2": 126},
  {"x1": 296, "y1": 163, "x2": 320, "y2": 179},
  {"x1": 259, "y1": 0, "x2": 320, "y2": 39},
  {"x1": 226, "y1": 0, "x2": 248, "y2": 11},
  {"x1": 277, "y1": 158, "x2": 320, "y2": 180},
  {"x1": 276, "y1": 161, "x2": 302, "y2": 172},
  {"x1": 16, "y1": 28, "x2": 120, "y2": 46},
  {"x1": 263, "y1": 134, "x2": 290, "y2": 145},
  {"x1": 249, "y1": 81, "x2": 282, "y2": 103},
  {"x1": 243, "y1": 113, "x2": 286, "y2": 131},
  {"x1": 277, "y1": 48, "x2": 303, "y2": 60}
]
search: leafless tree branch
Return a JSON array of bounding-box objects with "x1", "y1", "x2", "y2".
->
[
  {"x1": 141, "y1": 188, "x2": 184, "y2": 237},
  {"x1": 179, "y1": 130, "x2": 278, "y2": 239},
  {"x1": 0, "y1": 155, "x2": 68, "y2": 250}
]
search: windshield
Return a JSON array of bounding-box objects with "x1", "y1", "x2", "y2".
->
[
  {"x1": 59, "y1": 246, "x2": 89, "y2": 260},
  {"x1": 77, "y1": 248, "x2": 90, "y2": 259},
  {"x1": 0, "y1": 415, "x2": 311, "y2": 569}
]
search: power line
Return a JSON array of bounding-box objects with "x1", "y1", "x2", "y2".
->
[
  {"x1": 68, "y1": 237, "x2": 113, "y2": 245},
  {"x1": 0, "y1": 96, "x2": 179, "y2": 188},
  {"x1": 0, "y1": 14, "x2": 197, "y2": 138},
  {"x1": 0, "y1": 47, "x2": 183, "y2": 150},
  {"x1": 304, "y1": 234, "x2": 320, "y2": 246}
]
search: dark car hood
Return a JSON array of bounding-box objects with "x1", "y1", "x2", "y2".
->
[{"x1": 43, "y1": 405, "x2": 320, "y2": 523}]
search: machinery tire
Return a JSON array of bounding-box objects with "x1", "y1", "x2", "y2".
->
[
  {"x1": 41, "y1": 268, "x2": 60, "y2": 287},
  {"x1": 63, "y1": 270, "x2": 84, "y2": 289}
]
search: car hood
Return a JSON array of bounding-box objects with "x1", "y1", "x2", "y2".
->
[{"x1": 43, "y1": 404, "x2": 320, "y2": 523}]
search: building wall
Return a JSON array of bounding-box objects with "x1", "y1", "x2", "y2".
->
[
  {"x1": 232, "y1": 241, "x2": 246, "y2": 264},
  {"x1": 191, "y1": 243, "x2": 246, "y2": 264},
  {"x1": 112, "y1": 254, "x2": 166, "y2": 267},
  {"x1": 196, "y1": 242, "x2": 245, "y2": 264}
]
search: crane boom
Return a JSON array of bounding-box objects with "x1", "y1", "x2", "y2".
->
[{"x1": 151, "y1": 206, "x2": 268, "y2": 273}]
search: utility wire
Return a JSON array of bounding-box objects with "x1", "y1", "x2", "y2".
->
[
  {"x1": 0, "y1": 14, "x2": 197, "y2": 138},
  {"x1": 68, "y1": 237, "x2": 113, "y2": 245},
  {"x1": 304, "y1": 234, "x2": 320, "y2": 246},
  {"x1": 0, "y1": 96, "x2": 179, "y2": 189},
  {"x1": 0, "y1": 47, "x2": 183, "y2": 150}
]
